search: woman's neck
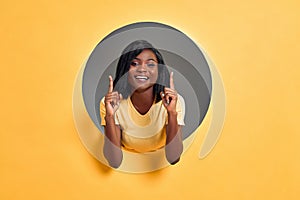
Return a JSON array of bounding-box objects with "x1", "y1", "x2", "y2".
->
[{"x1": 130, "y1": 86, "x2": 154, "y2": 115}]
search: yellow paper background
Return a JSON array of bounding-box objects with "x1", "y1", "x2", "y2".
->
[{"x1": 1, "y1": 0, "x2": 299, "y2": 199}]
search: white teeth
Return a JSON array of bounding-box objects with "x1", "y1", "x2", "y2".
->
[{"x1": 135, "y1": 76, "x2": 149, "y2": 80}]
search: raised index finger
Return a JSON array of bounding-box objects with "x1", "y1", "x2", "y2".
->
[
  {"x1": 170, "y1": 71, "x2": 175, "y2": 89},
  {"x1": 108, "y1": 75, "x2": 113, "y2": 93}
]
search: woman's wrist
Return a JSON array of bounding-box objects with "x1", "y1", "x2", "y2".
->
[
  {"x1": 167, "y1": 110, "x2": 178, "y2": 116},
  {"x1": 105, "y1": 114, "x2": 115, "y2": 122}
]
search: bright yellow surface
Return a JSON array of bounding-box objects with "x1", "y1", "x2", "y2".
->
[{"x1": 1, "y1": 0, "x2": 299, "y2": 199}]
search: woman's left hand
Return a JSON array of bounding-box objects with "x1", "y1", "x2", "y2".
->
[{"x1": 160, "y1": 72, "x2": 178, "y2": 113}]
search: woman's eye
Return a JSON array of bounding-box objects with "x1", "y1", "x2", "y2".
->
[
  {"x1": 147, "y1": 63, "x2": 156, "y2": 67},
  {"x1": 130, "y1": 62, "x2": 139, "y2": 67}
]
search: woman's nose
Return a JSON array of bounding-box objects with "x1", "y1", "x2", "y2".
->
[{"x1": 136, "y1": 63, "x2": 147, "y2": 72}]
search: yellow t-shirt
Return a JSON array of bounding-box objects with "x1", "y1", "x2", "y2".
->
[{"x1": 100, "y1": 95, "x2": 185, "y2": 153}]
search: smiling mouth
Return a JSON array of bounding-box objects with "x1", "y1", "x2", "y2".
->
[{"x1": 134, "y1": 75, "x2": 149, "y2": 81}]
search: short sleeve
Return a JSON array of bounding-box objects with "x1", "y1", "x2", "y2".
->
[
  {"x1": 99, "y1": 97, "x2": 119, "y2": 126},
  {"x1": 176, "y1": 94, "x2": 185, "y2": 126}
]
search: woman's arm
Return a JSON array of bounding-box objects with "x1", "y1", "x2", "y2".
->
[
  {"x1": 161, "y1": 72, "x2": 183, "y2": 164},
  {"x1": 166, "y1": 111, "x2": 183, "y2": 164},
  {"x1": 103, "y1": 76, "x2": 123, "y2": 168},
  {"x1": 103, "y1": 116, "x2": 123, "y2": 168}
]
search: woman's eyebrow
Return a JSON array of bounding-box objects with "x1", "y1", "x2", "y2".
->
[
  {"x1": 147, "y1": 58, "x2": 157, "y2": 62},
  {"x1": 132, "y1": 58, "x2": 157, "y2": 62}
]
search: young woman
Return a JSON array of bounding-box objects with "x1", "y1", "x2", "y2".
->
[{"x1": 100, "y1": 40, "x2": 185, "y2": 168}]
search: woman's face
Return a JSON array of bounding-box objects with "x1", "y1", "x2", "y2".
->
[{"x1": 128, "y1": 49, "x2": 158, "y2": 92}]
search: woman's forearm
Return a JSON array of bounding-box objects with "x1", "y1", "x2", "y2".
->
[
  {"x1": 165, "y1": 111, "x2": 183, "y2": 165},
  {"x1": 103, "y1": 115, "x2": 123, "y2": 168}
]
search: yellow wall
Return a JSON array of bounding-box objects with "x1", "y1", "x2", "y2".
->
[{"x1": 1, "y1": 0, "x2": 299, "y2": 199}]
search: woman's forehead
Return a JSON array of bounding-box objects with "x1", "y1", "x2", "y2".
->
[{"x1": 134, "y1": 49, "x2": 157, "y2": 61}]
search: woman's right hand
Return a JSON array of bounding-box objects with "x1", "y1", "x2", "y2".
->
[{"x1": 104, "y1": 76, "x2": 122, "y2": 117}]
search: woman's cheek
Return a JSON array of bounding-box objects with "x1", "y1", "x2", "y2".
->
[{"x1": 150, "y1": 69, "x2": 158, "y2": 83}]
